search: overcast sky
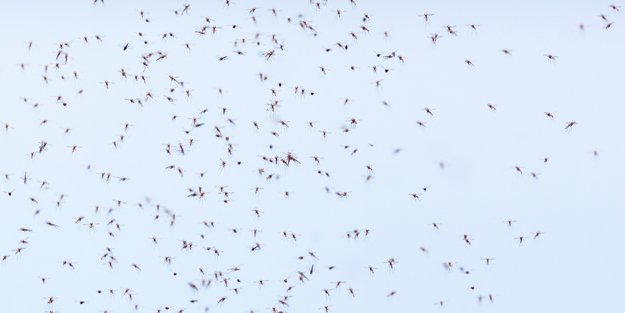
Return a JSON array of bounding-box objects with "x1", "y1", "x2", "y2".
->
[{"x1": 0, "y1": 1, "x2": 624, "y2": 313}]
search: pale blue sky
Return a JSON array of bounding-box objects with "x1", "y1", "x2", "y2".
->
[{"x1": 0, "y1": 1, "x2": 624, "y2": 312}]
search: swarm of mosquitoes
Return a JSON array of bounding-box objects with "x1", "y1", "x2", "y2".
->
[{"x1": 0, "y1": 1, "x2": 621, "y2": 313}]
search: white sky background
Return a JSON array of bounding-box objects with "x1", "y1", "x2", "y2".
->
[{"x1": 0, "y1": 0, "x2": 624, "y2": 312}]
